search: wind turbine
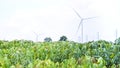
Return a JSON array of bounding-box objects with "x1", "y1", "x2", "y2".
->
[
  {"x1": 115, "y1": 29, "x2": 118, "y2": 40},
  {"x1": 33, "y1": 32, "x2": 39, "y2": 42},
  {"x1": 33, "y1": 32, "x2": 44, "y2": 42},
  {"x1": 97, "y1": 32, "x2": 100, "y2": 40},
  {"x1": 73, "y1": 8, "x2": 97, "y2": 43}
]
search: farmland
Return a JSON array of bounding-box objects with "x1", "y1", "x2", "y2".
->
[{"x1": 0, "y1": 40, "x2": 120, "y2": 68}]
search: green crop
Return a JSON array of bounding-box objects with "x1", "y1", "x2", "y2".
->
[{"x1": 0, "y1": 40, "x2": 119, "y2": 68}]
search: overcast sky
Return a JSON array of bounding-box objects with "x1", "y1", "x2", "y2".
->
[{"x1": 0, "y1": 0, "x2": 120, "y2": 42}]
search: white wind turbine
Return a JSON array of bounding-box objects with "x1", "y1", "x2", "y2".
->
[
  {"x1": 33, "y1": 32, "x2": 39, "y2": 42},
  {"x1": 73, "y1": 8, "x2": 97, "y2": 42},
  {"x1": 33, "y1": 32, "x2": 44, "y2": 42}
]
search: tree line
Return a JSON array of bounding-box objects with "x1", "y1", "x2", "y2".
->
[{"x1": 44, "y1": 35, "x2": 67, "y2": 42}]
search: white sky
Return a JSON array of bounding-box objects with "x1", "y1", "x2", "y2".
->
[{"x1": 0, "y1": 0, "x2": 120, "y2": 42}]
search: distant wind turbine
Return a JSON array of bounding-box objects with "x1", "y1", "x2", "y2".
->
[
  {"x1": 73, "y1": 8, "x2": 97, "y2": 42},
  {"x1": 33, "y1": 32, "x2": 39, "y2": 42},
  {"x1": 33, "y1": 32, "x2": 44, "y2": 42},
  {"x1": 97, "y1": 32, "x2": 100, "y2": 40},
  {"x1": 115, "y1": 29, "x2": 118, "y2": 40}
]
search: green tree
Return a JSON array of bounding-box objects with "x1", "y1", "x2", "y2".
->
[
  {"x1": 59, "y1": 36, "x2": 67, "y2": 41},
  {"x1": 44, "y1": 37, "x2": 52, "y2": 42}
]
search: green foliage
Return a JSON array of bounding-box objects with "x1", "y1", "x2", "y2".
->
[
  {"x1": 59, "y1": 36, "x2": 67, "y2": 41},
  {"x1": 115, "y1": 37, "x2": 120, "y2": 45},
  {"x1": 44, "y1": 37, "x2": 52, "y2": 42},
  {"x1": 0, "y1": 40, "x2": 120, "y2": 68}
]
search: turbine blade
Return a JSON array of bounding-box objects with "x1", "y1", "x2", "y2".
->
[
  {"x1": 76, "y1": 20, "x2": 83, "y2": 34},
  {"x1": 73, "y1": 8, "x2": 82, "y2": 19},
  {"x1": 83, "y1": 16, "x2": 97, "y2": 20}
]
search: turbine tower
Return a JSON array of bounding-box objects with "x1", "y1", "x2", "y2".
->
[
  {"x1": 73, "y1": 8, "x2": 97, "y2": 42},
  {"x1": 97, "y1": 32, "x2": 100, "y2": 40},
  {"x1": 33, "y1": 32, "x2": 44, "y2": 42},
  {"x1": 33, "y1": 32, "x2": 39, "y2": 42},
  {"x1": 115, "y1": 29, "x2": 118, "y2": 40}
]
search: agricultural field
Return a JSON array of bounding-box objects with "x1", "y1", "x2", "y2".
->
[{"x1": 0, "y1": 40, "x2": 120, "y2": 68}]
